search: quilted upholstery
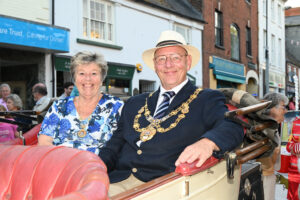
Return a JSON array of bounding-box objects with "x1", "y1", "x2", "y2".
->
[{"x1": 0, "y1": 145, "x2": 109, "y2": 200}]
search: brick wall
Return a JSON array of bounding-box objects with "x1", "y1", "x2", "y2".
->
[{"x1": 191, "y1": 0, "x2": 258, "y2": 88}]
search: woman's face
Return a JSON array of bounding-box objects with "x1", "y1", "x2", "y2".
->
[
  {"x1": 74, "y1": 63, "x2": 102, "y2": 98},
  {"x1": 6, "y1": 98, "x2": 17, "y2": 111}
]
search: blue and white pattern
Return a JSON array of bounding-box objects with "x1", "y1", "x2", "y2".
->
[{"x1": 39, "y1": 94, "x2": 123, "y2": 154}]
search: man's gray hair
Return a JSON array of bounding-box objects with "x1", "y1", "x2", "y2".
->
[
  {"x1": 263, "y1": 92, "x2": 288, "y2": 114},
  {"x1": 0, "y1": 83, "x2": 11, "y2": 91},
  {"x1": 70, "y1": 51, "x2": 108, "y2": 82},
  {"x1": 6, "y1": 94, "x2": 23, "y2": 110}
]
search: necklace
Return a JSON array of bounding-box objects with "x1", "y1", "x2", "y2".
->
[
  {"x1": 75, "y1": 94, "x2": 101, "y2": 138},
  {"x1": 77, "y1": 118, "x2": 91, "y2": 138},
  {"x1": 133, "y1": 88, "x2": 202, "y2": 143}
]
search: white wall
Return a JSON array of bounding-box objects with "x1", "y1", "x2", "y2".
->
[
  {"x1": 54, "y1": 0, "x2": 204, "y2": 91},
  {"x1": 0, "y1": 0, "x2": 50, "y2": 24}
]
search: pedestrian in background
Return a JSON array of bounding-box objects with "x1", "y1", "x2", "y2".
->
[
  {"x1": 288, "y1": 96, "x2": 296, "y2": 110},
  {"x1": 32, "y1": 83, "x2": 51, "y2": 113},
  {"x1": 0, "y1": 83, "x2": 11, "y2": 110},
  {"x1": 257, "y1": 92, "x2": 288, "y2": 200},
  {"x1": 59, "y1": 82, "x2": 74, "y2": 99}
]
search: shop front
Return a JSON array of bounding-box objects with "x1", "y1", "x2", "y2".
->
[
  {"x1": 104, "y1": 62, "x2": 135, "y2": 98},
  {"x1": 209, "y1": 56, "x2": 246, "y2": 90},
  {"x1": 0, "y1": 15, "x2": 69, "y2": 109}
]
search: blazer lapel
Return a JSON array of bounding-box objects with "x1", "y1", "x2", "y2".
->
[
  {"x1": 167, "y1": 81, "x2": 197, "y2": 112},
  {"x1": 147, "y1": 89, "x2": 160, "y2": 116}
]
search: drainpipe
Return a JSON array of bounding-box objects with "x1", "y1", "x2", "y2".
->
[
  {"x1": 265, "y1": 0, "x2": 269, "y2": 94},
  {"x1": 51, "y1": 0, "x2": 55, "y2": 97}
]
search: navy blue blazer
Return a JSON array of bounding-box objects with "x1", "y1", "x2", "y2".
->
[{"x1": 99, "y1": 81, "x2": 244, "y2": 183}]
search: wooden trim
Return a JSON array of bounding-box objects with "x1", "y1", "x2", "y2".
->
[{"x1": 111, "y1": 172, "x2": 181, "y2": 200}]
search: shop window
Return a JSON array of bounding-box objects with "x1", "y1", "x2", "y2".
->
[
  {"x1": 139, "y1": 80, "x2": 155, "y2": 93},
  {"x1": 230, "y1": 24, "x2": 240, "y2": 61},
  {"x1": 83, "y1": 0, "x2": 114, "y2": 43},
  {"x1": 215, "y1": 10, "x2": 223, "y2": 47},
  {"x1": 107, "y1": 78, "x2": 130, "y2": 96}
]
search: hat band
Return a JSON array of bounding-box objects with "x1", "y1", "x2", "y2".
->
[{"x1": 156, "y1": 40, "x2": 183, "y2": 47}]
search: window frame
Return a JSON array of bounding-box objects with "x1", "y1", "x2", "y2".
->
[
  {"x1": 82, "y1": 0, "x2": 114, "y2": 43},
  {"x1": 214, "y1": 10, "x2": 224, "y2": 47},
  {"x1": 230, "y1": 24, "x2": 240, "y2": 61},
  {"x1": 246, "y1": 26, "x2": 252, "y2": 57},
  {"x1": 173, "y1": 23, "x2": 191, "y2": 44}
]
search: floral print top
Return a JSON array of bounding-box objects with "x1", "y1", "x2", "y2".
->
[{"x1": 39, "y1": 94, "x2": 123, "y2": 154}]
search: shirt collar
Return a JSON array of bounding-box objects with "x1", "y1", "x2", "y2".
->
[{"x1": 159, "y1": 78, "x2": 189, "y2": 96}]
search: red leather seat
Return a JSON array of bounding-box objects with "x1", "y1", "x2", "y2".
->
[
  {"x1": 0, "y1": 145, "x2": 109, "y2": 200},
  {"x1": 2, "y1": 124, "x2": 41, "y2": 145}
]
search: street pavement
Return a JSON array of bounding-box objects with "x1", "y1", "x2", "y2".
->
[{"x1": 275, "y1": 173, "x2": 288, "y2": 200}]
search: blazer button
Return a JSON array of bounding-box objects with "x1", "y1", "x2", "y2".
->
[
  {"x1": 132, "y1": 168, "x2": 138, "y2": 173},
  {"x1": 137, "y1": 150, "x2": 142, "y2": 155}
]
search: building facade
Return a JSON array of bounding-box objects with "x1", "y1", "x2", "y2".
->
[
  {"x1": 54, "y1": 0, "x2": 205, "y2": 98},
  {"x1": 285, "y1": 7, "x2": 300, "y2": 99},
  {"x1": 258, "y1": 0, "x2": 286, "y2": 97},
  {"x1": 201, "y1": 0, "x2": 258, "y2": 94},
  {"x1": 0, "y1": 0, "x2": 69, "y2": 109}
]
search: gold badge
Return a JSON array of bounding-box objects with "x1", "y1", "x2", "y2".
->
[{"x1": 140, "y1": 126, "x2": 157, "y2": 142}]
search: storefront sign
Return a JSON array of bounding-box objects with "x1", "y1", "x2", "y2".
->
[
  {"x1": 107, "y1": 63, "x2": 135, "y2": 80},
  {"x1": 209, "y1": 56, "x2": 246, "y2": 84},
  {"x1": 0, "y1": 15, "x2": 69, "y2": 52},
  {"x1": 55, "y1": 56, "x2": 71, "y2": 72}
]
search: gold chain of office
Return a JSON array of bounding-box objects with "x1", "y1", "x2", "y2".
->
[{"x1": 133, "y1": 88, "x2": 202, "y2": 142}]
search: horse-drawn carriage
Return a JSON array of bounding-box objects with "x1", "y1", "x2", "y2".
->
[{"x1": 0, "y1": 93, "x2": 279, "y2": 199}]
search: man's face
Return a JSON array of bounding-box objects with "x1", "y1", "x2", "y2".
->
[
  {"x1": 269, "y1": 101, "x2": 287, "y2": 123},
  {"x1": 65, "y1": 85, "x2": 74, "y2": 96},
  {"x1": 153, "y1": 46, "x2": 191, "y2": 90},
  {"x1": 0, "y1": 86, "x2": 10, "y2": 99}
]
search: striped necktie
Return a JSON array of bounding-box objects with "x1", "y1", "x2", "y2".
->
[{"x1": 154, "y1": 91, "x2": 176, "y2": 119}]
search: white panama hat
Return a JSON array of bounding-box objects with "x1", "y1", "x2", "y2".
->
[{"x1": 142, "y1": 30, "x2": 200, "y2": 70}]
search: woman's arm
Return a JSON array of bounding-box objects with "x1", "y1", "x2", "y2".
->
[{"x1": 38, "y1": 134, "x2": 54, "y2": 146}]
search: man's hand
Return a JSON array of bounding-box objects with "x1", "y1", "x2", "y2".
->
[{"x1": 175, "y1": 138, "x2": 220, "y2": 167}]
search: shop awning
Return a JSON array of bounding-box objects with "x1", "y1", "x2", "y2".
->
[{"x1": 209, "y1": 56, "x2": 246, "y2": 84}]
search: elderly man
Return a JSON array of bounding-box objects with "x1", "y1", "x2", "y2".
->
[
  {"x1": 0, "y1": 83, "x2": 11, "y2": 109},
  {"x1": 256, "y1": 92, "x2": 288, "y2": 200},
  {"x1": 99, "y1": 30, "x2": 244, "y2": 196},
  {"x1": 32, "y1": 83, "x2": 51, "y2": 113}
]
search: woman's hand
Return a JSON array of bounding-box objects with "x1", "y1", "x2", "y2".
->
[{"x1": 38, "y1": 134, "x2": 54, "y2": 146}]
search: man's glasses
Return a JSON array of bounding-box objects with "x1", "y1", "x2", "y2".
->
[{"x1": 154, "y1": 54, "x2": 187, "y2": 65}]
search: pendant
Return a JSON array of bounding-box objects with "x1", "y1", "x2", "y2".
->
[
  {"x1": 78, "y1": 129, "x2": 87, "y2": 138},
  {"x1": 140, "y1": 126, "x2": 157, "y2": 142}
]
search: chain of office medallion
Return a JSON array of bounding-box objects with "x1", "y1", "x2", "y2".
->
[{"x1": 133, "y1": 88, "x2": 202, "y2": 133}]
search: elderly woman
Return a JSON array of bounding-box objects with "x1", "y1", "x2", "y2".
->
[
  {"x1": 6, "y1": 94, "x2": 32, "y2": 133},
  {"x1": 0, "y1": 83, "x2": 11, "y2": 109},
  {"x1": 6, "y1": 94, "x2": 23, "y2": 111},
  {"x1": 38, "y1": 51, "x2": 124, "y2": 154}
]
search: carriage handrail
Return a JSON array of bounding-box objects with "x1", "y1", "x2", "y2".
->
[
  {"x1": 0, "y1": 117, "x2": 31, "y2": 127},
  {"x1": 225, "y1": 101, "x2": 272, "y2": 118}
]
